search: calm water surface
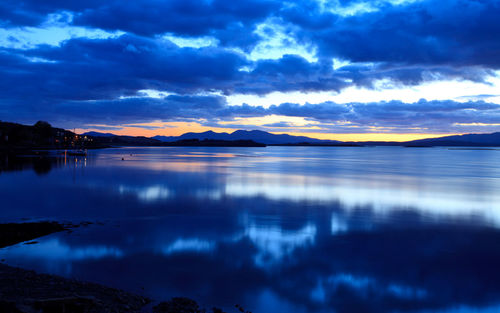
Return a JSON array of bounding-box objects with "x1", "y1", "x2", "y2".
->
[{"x1": 1, "y1": 146, "x2": 500, "y2": 313}]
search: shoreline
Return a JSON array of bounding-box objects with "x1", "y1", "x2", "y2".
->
[
  {"x1": 0, "y1": 222, "x2": 235, "y2": 313},
  {"x1": 0, "y1": 263, "x2": 149, "y2": 313},
  {"x1": 0, "y1": 221, "x2": 148, "y2": 312}
]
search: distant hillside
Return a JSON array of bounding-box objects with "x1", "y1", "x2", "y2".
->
[
  {"x1": 164, "y1": 139, "x2": 266, "y2": 147},
  {"x1": 82, "y1": 131, "x2": 117, "y2": 137},
  {"x1": 91, "y1": 135, "x2": 163, "y2": 146},
  {"x1": 0, "y1": 121, "x2": 96, "y2": 150},
  {"x1": 405, "y1": 132, "x2": 500, "y2": 147},
  {"x1": 153, "y1": 130, "x2": 500, "y2": 147},
  {"x1": 153, "y1": 130, "x2": 340, "y2": 145},
  {"x1": 4, "y1": 121, "x2": 500, "y2": 149}
]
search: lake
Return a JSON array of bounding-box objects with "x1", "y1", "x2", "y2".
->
[{"x1": 1, "y1": 146, "x2": 500, "y2": 313}]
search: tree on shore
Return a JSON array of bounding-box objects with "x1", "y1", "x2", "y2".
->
[{"x1": 33, "y1": 121, "x2": 52, "y2": 145}]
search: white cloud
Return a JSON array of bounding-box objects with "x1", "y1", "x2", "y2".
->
[
  {"x1": 161, "y1": 34, "x2": 219, "y2": 48},
  {"x1": 226, "y1": 72, "x2": 500, "y2": 107},
  {"x1": 241, "y1": 20, "x2": 317, "y2": 63},
  {"x1": 0, "y1": 25, "x2": 123, "y2": 49}
]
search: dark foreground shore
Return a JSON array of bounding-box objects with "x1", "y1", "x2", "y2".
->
[
  {"x1": 0, "y1": 263, "x2": 148, "y2": 313},
  {"x1": 0, "y1": 222, "x2": 237, "y2": 313}
]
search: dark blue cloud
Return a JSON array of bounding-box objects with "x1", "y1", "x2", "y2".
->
[
  {"x1": 2, "y1": 0, "x2": 500, "y2": 70},
  {"x1": 0, "y1": 33, "x2": 498, "y2": 133},
  {"x1": 0, "y1": 0, "x2": 280, "y2": 50},
  {"x1": 267, "y1": 99, "x2": 500, "y2": 132},
  {"x1": 269, "y1": 101, "x2": 351, "y2": 119},
  {"x1": 76, "y1": 0, "x2": 278, "y2": 40},
  {"x1": 285, "y1": 0, "x2": 500, "y2": 68},
  {"x1": 0, "y1": 35, "x2": 357, "y2": 105},
  {"x1": 239, "y1": 55, "x2": 350, "y2": 94},
  {"x1": 1, "y1": 0, "x2": 500, "y2": 132},
  {"x1": 0, "y1": 34, "x2": 249, "y2": 102},
  {"x1": 3, "y1": 87, "x2": 499, "y2": 134},
  {"x1": 0, "y1": 0, "x2": 102, "y2": 27},
  {"x1": 0, "y1": 92, "x2": 270, "y2": 127}
]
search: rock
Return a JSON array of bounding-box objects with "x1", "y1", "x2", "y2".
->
[
  {"x1": 0, "y1": 264, "x2": 149, "y2": 313},
  {"x1": 152, "y1": 297, "x2": 228, "y2": 313},
  {"x1": 0, "y1": 300, "x2": 24, "y2": 313},
  {"x1": 153, "y1": 297, "x2": 202, "y2": 313}
]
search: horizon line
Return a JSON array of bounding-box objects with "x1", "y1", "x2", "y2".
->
[{"x1": 75, "y1": 128, "x2": 476, "y2": 143}]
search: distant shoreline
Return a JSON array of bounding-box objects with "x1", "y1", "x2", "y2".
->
[{"x1": 3, "y1": 120, "x2": 500, "y2": 149}]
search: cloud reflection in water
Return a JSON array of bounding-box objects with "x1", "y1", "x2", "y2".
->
[{"x1": 1, "y1": 147, "x2": 500, "y2": 313}]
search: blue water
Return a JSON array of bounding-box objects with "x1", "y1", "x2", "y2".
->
[{"x1": 1, "y1": 146, "x2": 500, "y2": 313}]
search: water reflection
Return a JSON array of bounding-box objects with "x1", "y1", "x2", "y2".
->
[
  {"x1": 245, "y1": 223, "x2": 317, "y2": 267},
  {"x1": 0, "y1": 152, "x2": 88, "y2": 175},
  {"x1": 1, "y1": 238, "x2": 124, "y2": 261},
  {"x1": 162, "y1": 238, "x2": 215, "y2": 255},
  {"x1": 1, "y1": 146, "x2": 500, "y2": 313}
]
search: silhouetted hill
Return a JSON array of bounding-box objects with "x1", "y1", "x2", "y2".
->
[
  {"x1": 86, "y1": 133, "x2": 266, "y2": 147},
  {"x1": 82, "y1": 131, "x2": 117, "y2": 137},
  {"x1": 164, "y1": 139, "x2": 266, "y2": 147},
  {"x1": 273, "y1": 142, "x2": 363, "y2": 147},
  {"x1": 153, "y1": 130, "x2": 340, "y2": 145},
  {"x1": 3, "y1": 121, "x2": 500, "y2": 149},
  {"x1": 119, "y1": 131, "x2": 500, "y2": 147},
  {"x1": 0, "y1": 121, "x2": 103, "y2": 150},
  {"x1": 405, "y1": 132, "x2": 500, "y2": 147},
  {"x1": 92, "y1": 135, "x2": 163, "y2": 146}
]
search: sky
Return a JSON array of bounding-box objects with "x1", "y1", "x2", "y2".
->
[{"x1": 1, "y1": 0, "x2": 500, "y2": 141}]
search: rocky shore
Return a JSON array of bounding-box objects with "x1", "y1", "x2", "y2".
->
[
  {"x1": 0, "y1": 222, "x2": 239, "y2": 313},
  {"x1": 0, "y1": 263, "x2": 149, "y2": 313},
  {"x1": 0, "y1": 222, "x2": 149, "y2": 313}
]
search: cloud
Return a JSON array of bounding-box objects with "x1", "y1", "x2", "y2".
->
[
  {"x1": 0, "y1": 34, "x2": 250, "y2": 102},
  {"x1": 82, "y1": 125, "x2": 124, "y2": 131},
  {"x1": 269, "y1": 101, "x2": 352, "y2": 119},
  {"x1": 0, "y1": 35, "x2": 361, "y2": 105},
  {"x1": 4, "y1": 0, "x2": 500, "y2": 70},
  {"x1": 287, "y1": 0, "x2": 500, "y2": 68},
  {"x1": 0, "y1": 0, "x2": 279, "y2": 50},
  {"x1": 261, "y1": 122, "x2": 296, "y2": 128},
  {"x1": 1, "y1": 0, "x2": 500, "y2": 134},
  {"x1": 268, "y1": 99, "x2": 500, "y2": 133},
  {"x1": 3, "y1": 85, "x2": 499, "y2": 134}
]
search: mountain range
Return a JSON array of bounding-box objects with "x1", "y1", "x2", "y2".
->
[
  {"x1": 81, "y1": 131, "x2": 117, "y2": 137},
  {"x1": 151, "y1": 130, "x2": 340, "y2": 145},
  {"x1": 407, "y1": 132, "x2": 500, "y2": 146},
  {"x1": 82, "y1": 130, "x2": 500, "y2": 147}
]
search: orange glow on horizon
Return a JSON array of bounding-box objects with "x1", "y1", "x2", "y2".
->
[
  {"x1": 272, "y1": 132, "x2": 453, "y2": 142},
  {"x1": 76, "y1": 121, "x2": 457, "y2": 142},
  {"x1": 76, "y1": 121, "x2": 236, "y2": 138}
]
